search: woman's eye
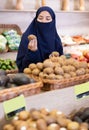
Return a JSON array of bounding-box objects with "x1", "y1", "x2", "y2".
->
[
  {"x1": 46, "y1": 18, "x2": 51, "y2": 20},
  {"x1": 46, "y1": 17, "x2": 52, "y2": 21},
  {"x1": 38, "y1": 17, "x2": 43, "y2": 20}
]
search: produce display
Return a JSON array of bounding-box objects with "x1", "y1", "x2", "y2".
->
[
  {"x1": 2, "y1": 107, "x2": 89, "y2": 130},
  {"x1": 0, "y1": 58, "x2": 17, "y2": 70},
  {"x1": 69, "y1": 107, "x2": 89, "y2": 124},
  {"x1": 0, "y1": 71, "x2": 35, "y2": 90},
  {"x1": 70, "y1": 50, "x2": 89, "y2": 63},
  {"x1": 0, "y1": 35, "x2": 7, "y2": 52},
  {"x1": 0, "y1": 29, "x2": 21, "y2": 52},
  {"x1": 61, "y1": 34, "x2": 89, "y2": 46},
  {"x1": 0, "y1": 70, "x2": 43, "y2": 102},
  {"x1": 24, "y1": 51, "x2": 89, "y2": 80}
]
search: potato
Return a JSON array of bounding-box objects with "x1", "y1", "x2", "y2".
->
[
  {"x1": 57, "y1": 117, "x2": 69, "y2": 127},
  {"x1": 28, "y1": 34, "x2": 36, "y2": 41},
  {"x1": 29, "y1": 63, "x2": 37, "y2": 70},
  {"x1": 32, "y1": 68, "x2": 40, "y2": 76},
  {"x1": 55, "y1": 75, "x2": 64, "y2": 80},
  {"x1": 69, "y1": 72, "x2": 76, "y2": 77},
  {"x1": 18, "y1": 110, "x2": 30, "y2": 120},
  {"x1": 44, "y1": 115, "x2": 57, "y2": 125},
  {"x1": 30, "y1": 110, "x2": 41, "y2": 120},
  {"x1": 67, "y1": 121, "x2": 80, "y2": 130},
  {"x1": 36, "y1": 62, "x2": 43, "y2": 70},
  {"x1": 50, "y1": 51, "x2": 60, "y2": 57},
  {"x1": 64, "y1": 73, "x2": 71, "y2": 78},
  {"x1": 39, "y1": 72, "x2": 44, "y2": 78},
  {"x1": 79, "y1": 61, "x2": 88, "y2": 69},
  {"x1": 24, "y1": 68, "x2": 32, "y2": 74},
  {"x1": 3, "y1": 124, "x2": 15, "y2": 130},
  {"x1": 40, "y1": 108, "x2": 49, "y2": 115},
  {"x1": 42, "y1": 73, "x2": 49, "y2": 79},
  {"x1": 43, "y1": 67, "x2": 54, "y2": 74},
  {"x1": 79, "y1": 123, "x2": 88, "y2": 130},
  {"x1": 62, "y1": 66, "x2": 70, "y2": 73},
  {"x1": 15, "y1": 121, "x2": 29, "y2": 130},
  {"x1": 27, "y1": 120, "x2": 37, "y2": 128},
  {"x1": 76, "y1": 68, "x2": 86, "y2": 76},
  {"x1": 50, "y1": 57, "x2": 60, "y2": 62},
  {"x1": 11, "y1": 120, "x2": 22, "y2": 127},
  {"x1": 43, "y1": 59, "x2": 54, "y2": 68},
  {"x1": 36, "y1": 119, "x2": 47, "y2": 130},
  {"x1": 27, "y1": 128, "x2": 37, "y2": 130},
  {"x1": 54, "y1": 67, "x2": 64, "y2": 75},
  {"x1": 47, "y1": 123, "x2": 60, "y2": 130},
  {"x1": 49, "y1": 73, "x2": 56, "y2": 79},
  {"x1": 50, "y1": 109, "x2": 65, "y2": 118}
]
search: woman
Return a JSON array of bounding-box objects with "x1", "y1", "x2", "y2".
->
[{"x1": 16, "y1": 6, "x2": 63, "y2": 72}]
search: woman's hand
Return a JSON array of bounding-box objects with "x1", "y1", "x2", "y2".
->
[{"x1": 28, "y1": 38, "x2": 38, "y2": 51}]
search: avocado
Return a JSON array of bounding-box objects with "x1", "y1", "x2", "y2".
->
[
  {"x1": 0, "y1": 69, "x2": 6, "y2": 75},
  {"x1": 80, "y1": 108, "x2": 89, "y2": 121},
  {"x1": 0, "y1": 75, "x2": 10, "y2": 86},
  {"x1": 12, "y1": 73, "x2": 34, "y2": 86}
]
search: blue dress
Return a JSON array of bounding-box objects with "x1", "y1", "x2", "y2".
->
[{"x1": 16, "y1": 6, "x2": 63, "y2": 72}]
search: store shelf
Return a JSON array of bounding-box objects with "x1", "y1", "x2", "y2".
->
[
  {"x1": 0, "y1": 51, "x2": 17, "y2": 60},
  {"x1": 64, "y1": 44, "x2": 89, "y2": 54},
  {"x1": 0, "y1": 10, "x2": 89, "y2": 34},
  {"x1": 0, "y1": 9, "x2": 89, "y2": 59}
]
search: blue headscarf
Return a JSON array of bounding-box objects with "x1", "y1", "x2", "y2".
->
[
  {"x1": 16, "y1": 6, "x2": 63, "y2": 72},
  {"x1": 24, "y1": 6, "x2": 63, "y2": 59}
]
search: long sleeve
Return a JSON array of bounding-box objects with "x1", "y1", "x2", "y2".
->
[
  {"x1": 16, "y1": 33, "x2": 41, "y2": 72},
  {"x1": 55, "y1": 34, "x2": 63, "y2": 55},
  {"x1": 57, "y1": 38, "x2": 63, "y2": 55}
]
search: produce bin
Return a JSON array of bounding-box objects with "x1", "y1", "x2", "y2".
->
[
  {"x1": 29, "y1": 73, "x2": 89, "y2": 91},
  {"x1": 0, "y1": 24, "x2": 22, "y2": 53},
  {"x1": 0, "y1": 86, "x2": 89, "y2": 129},
  {"x1": 0, "y1": 81, "x2": 43, "y2": 102}
]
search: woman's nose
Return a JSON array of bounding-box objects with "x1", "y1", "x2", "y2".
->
[{"x1": 42, "y1": 18, "x2": 47, "y2": 23}]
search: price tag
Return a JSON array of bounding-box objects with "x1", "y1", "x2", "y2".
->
[
  {"x1": 74, "y1": 82, "x2": 89, "y2": 99},
  {"x1": 3, "y1": 95, "x2": 26, "y2": 120}
]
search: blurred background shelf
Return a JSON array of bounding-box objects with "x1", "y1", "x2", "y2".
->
[
  {"x1": 0, "y1": 0, "x2": 89, "y2": 11},
  {"x1": 0, "y1": 52, "x2": 17, "y2": 60},
  {"x1": 0, "y1": 10, "x2": 89, "y2": 35},
  {"x1": 0, "y1": 0, "x2": 89, "y2": 59}
]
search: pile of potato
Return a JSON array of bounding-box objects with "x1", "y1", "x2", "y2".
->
[
  {"x1": 24, "y1": 52, "x2": 89, "y2": 80},
  {"x1": 3, "y1": 107, "x2": 89, "y2": 130}
]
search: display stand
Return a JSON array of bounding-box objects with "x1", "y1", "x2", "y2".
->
[{"x1": 0, "y1": 86, "x2": 89, "y2": 129}]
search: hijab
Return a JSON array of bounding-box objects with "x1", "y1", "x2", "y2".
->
[{"x1": 24, "y1": 6, "x2": 63, "y2": 60}]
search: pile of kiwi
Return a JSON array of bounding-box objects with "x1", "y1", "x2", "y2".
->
[
  {"x1": 24, "y1": 51, "x2": 89, "y2": 80},
  {"x1": 3, "y1": 107, "x2": 89, "y2": 130}
]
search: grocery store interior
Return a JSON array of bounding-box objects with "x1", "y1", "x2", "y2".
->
[{"x1": 0, "y1": 0, "x2": 89, "y2": 130}]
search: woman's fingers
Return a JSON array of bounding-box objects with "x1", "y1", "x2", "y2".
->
[{"x1": 28, "y1": 39, "x2": 38, "y2": 51}]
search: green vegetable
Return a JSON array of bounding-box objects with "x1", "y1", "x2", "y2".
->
[
  {"x1": 0, "y1": 58, "x2": 17, "y2": 70},
  {"x1": 0, "y1": 35, "x2": 7, "y2": 52}
]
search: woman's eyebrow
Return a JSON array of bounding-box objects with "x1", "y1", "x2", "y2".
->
[
  {"x1": 46, "y1": 16, "x2": 51, "y2": 18},
  {"x1": 38, "y1": 15, "x2": 43, "y2": 17}
]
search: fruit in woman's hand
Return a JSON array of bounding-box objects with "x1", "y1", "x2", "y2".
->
[{"x1": 28, "y1": 35, "x2": 36, "y2": 41}]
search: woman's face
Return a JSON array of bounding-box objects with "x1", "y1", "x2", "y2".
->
[{"x1": 37, "y1": 11, "x2": 52, "y2": 23}]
